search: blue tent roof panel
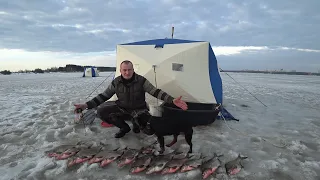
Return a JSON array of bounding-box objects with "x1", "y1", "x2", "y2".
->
[{"x1": 120, "y1": 38, "x2": 205, "y2": 46}]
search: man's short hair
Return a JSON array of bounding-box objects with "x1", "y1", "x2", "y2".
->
[
  {"x1": 120, "y1": 60, "x2": 133, "y2": 66},
  {"x1": 120, "y1": 60, "x2": 133, "y2": 69}
]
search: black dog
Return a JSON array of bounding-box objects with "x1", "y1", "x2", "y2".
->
[{"x1": 145, "y1": 116, "x2": 193, "y2": 155}]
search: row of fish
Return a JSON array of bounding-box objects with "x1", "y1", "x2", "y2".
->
[{"x1": 44, "y1": 141, "x2": 248, "y2": 179}]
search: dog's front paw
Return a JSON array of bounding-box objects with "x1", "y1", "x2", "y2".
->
[
  {"x1": 153, "y1": 150, "x2": 163, "y2": 156},
  {"x1": 158, "y1": 149, "x2": 164, "y2": 155}
]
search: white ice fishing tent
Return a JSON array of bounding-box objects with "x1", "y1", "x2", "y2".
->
[
  {"x1": 109, "y1": 38, "x2": 236, "y2": 122},
  {"x1": 82, "y1": 67, "x2": 99, "y2": 77}
]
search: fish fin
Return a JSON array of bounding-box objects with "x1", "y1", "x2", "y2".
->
[
  {"x1": 240, "y1": 161, "x2": 244, "y2": 168},
  {"x1": 150, "y1": 140, "x2": 158, "y2": 146},
  {"x1": 217, "y1": 153, "x2": 224, "y2": 157},
  {"x1": 173, "y1": 149, "x2": 183, "y2": 155},
  {"x1": 98, "y1": 146, "x2": 103, "y2": 151},
  {"x1": 200, "y1": 152, "x2": 209, "y2": 160},
  {"x1": 239, "y1": 154, "x2": 248, "y2": 159},
  {"x1": 76, "y1": 141, "x2": 82, "y2": 145},
  {"x1": 187, "y1": 153, "x2": 194, "y2": 159},
  {"x1": 203, "y1": 156, "x2": 214, "y2": 163},
  {"x1": 113, "y1": 147, "x2": 120, "y2": 151}
]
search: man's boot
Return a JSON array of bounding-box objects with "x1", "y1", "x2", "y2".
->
[
  {"x1": 114, "y1": 128, "x2": 130, "y2": 138},
  {"x1": 110, "y1": 116, "x2": 131, "y2": 138}
]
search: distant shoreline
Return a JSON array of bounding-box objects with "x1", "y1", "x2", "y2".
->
[
  {"x1": 2, "y1": 65, "x2": 319, "y2": 77},
  {"x1": 0, "y1": 64, "x2": 116, "y2": 75},
  {"x1": 221, "y1": 70, "x2": 320, "y2": 76}
]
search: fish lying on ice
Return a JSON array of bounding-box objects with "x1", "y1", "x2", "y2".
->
[
  {"x1": 88, "y1": 147, "x2": 123, "y2": 166},
  {"x1": 46, "y1": 145, "x2": 79, "y2": 158},
  {"x1": 116, "y1": 147, "x2": 142, "y2": 168},
  {"x1": 180, "y1": 153, "x2": 205, "y2": 173},
  {"x1": 161, "y1": 156, "x2": 189, "y2": 174},
  {"x1": 145, "y1": 152, "x2": 175, "y2": 174},
  {"x1": 225, "y1": 154, "x2": 248, "y2": 175},
  {"x1": 46, "y1": 141, "x2": 93, "y2": 160},
  {"x1": 89, "y1": 142, "x2": 157, "y2": 167},
  {"x1": 140, "y1": 141, "x2": 157, "y2": 155},
  {"x1": 130, "y1": 153, "x2": 154, "y2": 174},
  {"x1": 200, "y1": 153, "x2": 223, "y2": 179},
  {"x1": 67, "y1": 146, "x2": 102, "y2": 167},
  {"x1": 171, "y1": 150, "x2": 193, "y2": 160}
]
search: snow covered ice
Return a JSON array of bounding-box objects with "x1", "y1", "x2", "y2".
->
[{"x1": 0, "y1": 72, "x2": 320, "y2": 180}]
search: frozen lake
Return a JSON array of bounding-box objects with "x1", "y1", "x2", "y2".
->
[{"x1": 0, "y1": 72, "x2": 319, "y2": 180}]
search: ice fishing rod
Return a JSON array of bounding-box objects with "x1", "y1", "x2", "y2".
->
[
  {"x1": 85, "y1": 72, "x2": 115, "y2": 99},
  {"x1": 219, "y1": 68, "x2": 268, "y2": 107},
  {"x1": 76, "y1": 72, "x2": 115, "y2": 135}
]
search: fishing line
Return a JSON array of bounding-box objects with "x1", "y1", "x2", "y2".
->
[
  {"x1": 220, "y1": 68, "x2": 320, "y2": 111},
  {"x1": 219, "y1": 68, "x2": 268, "y2": 107},
  {"x1": 220, "y1": 105, "x2": 287, "y2": 148},
  {"x1": 85, "y1": 72, "x2": 115, "y2": 99},
  {"x1": 218, "y1": 69, "x2": 286, "y2": 148}
]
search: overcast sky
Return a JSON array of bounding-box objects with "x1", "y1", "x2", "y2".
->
[{"x1": 0, "y1": 0, "x2": 319, "y2": 72}]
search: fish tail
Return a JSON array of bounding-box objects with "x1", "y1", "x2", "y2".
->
[
  {"x1": 239, "y1": 154, "x2": 248, "y2": 159},
  {"x1": 99, "y1": 141, "x2": 106, "y2": 146},
  {"x1": 113, "y1": 147, "x2": 120, "y2": 151}
]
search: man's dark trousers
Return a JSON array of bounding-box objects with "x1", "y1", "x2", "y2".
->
[{"x1": 97, "y1": 101, "x2": 150, "y2": 138}]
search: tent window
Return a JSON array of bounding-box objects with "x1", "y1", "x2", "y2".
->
[
  {"x1": 172, "y1": 63, "x2": 183, "y2": 72},
  {"x1": 154, "y1": 44, "x2": 164, "y2": 48}
]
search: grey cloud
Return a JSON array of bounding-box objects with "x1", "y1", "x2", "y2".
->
[{"x1": 0, "y1": 0, "x2": 319, "y2": 56}]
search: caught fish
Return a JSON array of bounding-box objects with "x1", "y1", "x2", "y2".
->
[
  {"x1": 145, "y1": 153, "x2": 174, "y2": 174},
  {"x1": 225, "y1": 154, "x2": 248, "y2": 175},
  {"x1": 130, "y1": 154, "x2": 154, "y2": 174},
  {"x1": 88, "y1": 147, "x2": 121, "y2": 165},
  {"x1": 47, "y1": 141, "x2": 93, "y2": 160},
  {"x1": 67, "y1": 146, "x2": 102, "y2": 167},
  {"x1": 45, "y1": 145, "x2": 78, "y2": 158},
  {"x1": 201, "y1": 153, "x2": 223, "y2": 179},
  {"x1": 169, "y1": 150, "x2": 190, "y2": 160},
  {"x1": 116, "y1": 147, "x2": 141, "y2": 168},
  {"x1": 100, "y1": 147, "x2": 126, "y2": 167},
  {"x1": 161, "y1": 157, "x2": 189, "y2": 174},
  {"x1": 180, "y1": 154, "x2": 205, "y2": 173},
  {"x1": 140, "y1": 141, "x2": 157, "y2": 155}
]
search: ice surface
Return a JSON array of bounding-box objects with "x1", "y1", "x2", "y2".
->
[{"x1": 0, "y1": 72, "x2": 320, "y2": 180}]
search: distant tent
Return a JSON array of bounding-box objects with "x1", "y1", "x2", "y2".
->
[
  {"x1": 109, "y1": 38, "x2": 237, "y2": 123},
  {"x1": 83, "y1": 67, "x2": 99, "y2": 77}
]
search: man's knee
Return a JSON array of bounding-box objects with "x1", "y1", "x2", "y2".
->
[{"x1": 97, "y1": 103, "x2": 119, "y2": 120}]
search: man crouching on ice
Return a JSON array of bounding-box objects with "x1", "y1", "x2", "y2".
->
[{"x1": 74, "y1": 60, "x2": 188, "y2": 138}]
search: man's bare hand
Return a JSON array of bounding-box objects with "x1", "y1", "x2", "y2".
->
[
  {"x1": 74, "y1": 103, "x2": 88, "y2": 113},
  {"x1": 173, "y1": 96, "x2": 188, "y2": 110}
]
